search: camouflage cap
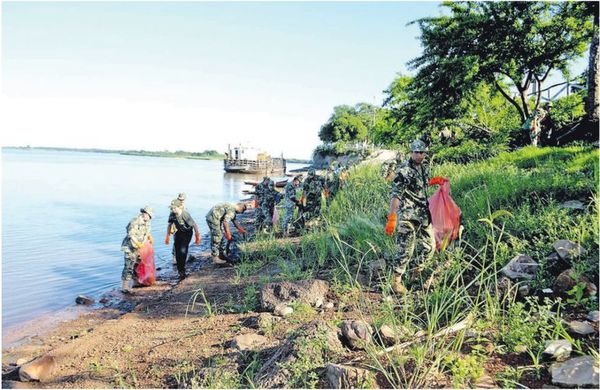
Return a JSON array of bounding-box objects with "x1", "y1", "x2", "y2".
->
[
  {"x1": 293, "y1": 175, "x2": 303, "y2": 182},
  {"x1": 140, "y1": 206, "x2": 154, "y2": 218},
  {"x1": 177, "y1": 192, "x2": 186, "y2": 201},
  {"x1": 409, "y1": 140, "x2": 428, "y2": 152},
  {"x1": 170, "y1": 199, "x2": 183, "y2": 210}
]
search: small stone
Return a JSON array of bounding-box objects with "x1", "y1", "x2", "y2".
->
[
  {"x1": 19, "y1": 355, "x2": 56, "y2": 382},
  {"x1": 314, "y1": 298, "x2": 323, "y2": 308},
  {"x1": 340, "y1": 320, "x2": 373, "y2": 350},
  {"x1": 323, "y1": 302, "x2": 334, "y2": 310},
  {"x1": 558, "y1": 200, "x2": 586, "y2": 210},
  {"x1": 543, "y1": 340, "x2": 572, "y2": 360},
  {"x1": 586, "y1": 311, "x2": 599, "y2": 323},
  {"x1": 542, "y1": 288, "x2": 554, "y2": 295},
  {"x1": 501, "y1": 254, "x2": 538, "y2": 280},
  {"x1": 378, "y1": 325, "x2": 399, "y2": 346},
  {"x1": 232, "y1": 333, "x2": 268, "y2": 351},
  {"x1": 568, "y1": 321, "x2": 595, "y2": 335},
  {"x1": 273, "y1": 305, "x2": 293, "y2": 317},
  {"x1": 326, "y1": 363, "x2": 375, "y2": 389},
  {"x1": 553, "y1": 240, "x2": 586, "y2": 261},
  {"x1": 75, "y1": 295, "x2": 94, "y2": 305},
  {"x1": 554, "y1": 269, "x2": 597, "y2": 297},
  {"x1": 551, "y1": 355, "x2": 599, "y2": 387},
  {"x1": 518, "y1": 284, "x2": 530, "y2": 297}
]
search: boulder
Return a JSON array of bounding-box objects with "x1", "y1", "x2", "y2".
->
[
  {"x1": 587, "y1": 311, "x2": 600, "y2": 323},
  {"x1": 259, "y1": 279, "x2": 329, "y2": 311},
  {"x1": 19, "y1": 355, "x2": 56, "y2": 382},
  {"x1": 326, "y1": 363, "x2": 375, "y2": 389},
  {"x1": 75, "y1": 295, "x2": 94, "y2": 305},
  {"x1": 501, "y1": 254, "x2": 538, "y2": 280},
  {"x1": 551, "y1": 355, "x2": 599, "y2": 387},
  {"x1": 567, "y1": 321, "x2": 596, "y2": 336},
  {"x1": 378, "y1": 324, "x2": 402, "y2": 346},
  {"x1": 253, "y1": 320, "x2": 342, "y2": 388},
  {"x1": 543, "y1": 340, "x2": 572, "y2": 360},
  {"x1": 340, "y1": 320, "x2": 373, "y2": 350},
  {"x1": 553, "y1": 240, "x2": 586, "y2": 261},
  {"x1": 232, "y1": 333, "x2": 268, "y2": 351},
  {"x1": 554, "y1": 269, "x2": 597, "y2": 297}
]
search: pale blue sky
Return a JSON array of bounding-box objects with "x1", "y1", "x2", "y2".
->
[
  {"x1": 1, "y1": 1, "x2": 586, "y2": 159},
  {"x1": 2, "y1": 1, "x2": 443, "y2": 159}
]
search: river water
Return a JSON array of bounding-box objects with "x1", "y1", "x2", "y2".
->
[{"x1": 2, "y1": 149, "x2": 301, "y2": 336}]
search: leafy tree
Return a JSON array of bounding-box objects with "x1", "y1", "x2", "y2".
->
[
  {"x1": 409, "y1": 1, "x2": 594, "y2": 128},
  {"x1": 584, "y1": 1, "x2": 599, "y2": 122},
  {"x1": 318, "y1": 103, "x2": 382, "y2": 143}
]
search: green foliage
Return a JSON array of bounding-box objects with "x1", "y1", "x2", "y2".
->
[
  {"x1": 500, "y1": 297, "x2": 561, "y2": 355},
  {"x1": 549, "y1": 91, "x2": 587, "y2": 128},
  {"x1": 409, "y1": 1, "x2": 594, "y2": 127},
  {"x1": 319, "y1": 104, "x2": 382, "y2": 143},
  {"x1": 442, "y1": 352, "x2": 484, "y2": 388}
]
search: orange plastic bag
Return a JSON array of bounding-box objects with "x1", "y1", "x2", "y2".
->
[
  {"x1": 428, "y1": 178, "x2": 461, "y2": 251},
  {"x1": 136, "y1": 242, "x2": 156, "y2": 286}
]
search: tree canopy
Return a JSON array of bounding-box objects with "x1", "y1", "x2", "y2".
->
[{"x1": 409, "y1": 1, "x2": 593, "y2": 124}]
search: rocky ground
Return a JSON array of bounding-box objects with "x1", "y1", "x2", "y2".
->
[{"x1": 2, "y1": 208, "x2": 599, "y2": 388}]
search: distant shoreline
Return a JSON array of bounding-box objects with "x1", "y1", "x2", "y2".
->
[{"x1": 3, "y1": 146, "x2": 311, "y2": 163}]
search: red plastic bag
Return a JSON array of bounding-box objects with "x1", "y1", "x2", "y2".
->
[
  {"x1": 428, "y1": 178, "x2": 461, "y2": 251},
  {"x1": 136, "y1": 242, "x2": 156, "y2": 286}
]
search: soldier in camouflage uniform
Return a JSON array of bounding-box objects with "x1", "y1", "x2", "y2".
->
[
  {"x1": 253, "y1": 177, "x2": 270, "y2": 229},
  {"x1": 206, "y1": 202, "x2": 247, "y2": 264},
  {"x1": 385, "y1": 140, "x2": 435, "y2": 294},
  {"x1": 281, "y1": 175, "x2": 302, "y2": 235},
  {"x1": 120, "y1": 206, "x2": 154, "y2": 293},
  {"x1": 381, "y1": 152, "x2": 403, "y2": 181},
  {"x1": 258, "y1": 180, "x2": 279, "y2": 231},
  {"x1": 301, "y1": 167, "x2": 326, "y2": 223}
]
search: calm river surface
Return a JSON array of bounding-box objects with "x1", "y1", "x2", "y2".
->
[{"x1": 2, "y1": 149, "x2": 301, "y2": 335}]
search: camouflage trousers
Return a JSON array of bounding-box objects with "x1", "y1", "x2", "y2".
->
[
  {"x1": 302, "y1": 198, "x2": 321, "y2": 222},
  {"x1": 255, "y1": 203, "x2": 274, "y2": 230},
  {"x1": 280, "y1": 201, "x2": 296, "y2": 233},
  {"x1": 206, "y1": 220, "x2": 227, "y2": 257},
  {"x1": 390, "y1": 220, "x2": 435, "y2": 281},
  {"x1": 121, "y1": 248, "x2": 139, "y2": 281}
]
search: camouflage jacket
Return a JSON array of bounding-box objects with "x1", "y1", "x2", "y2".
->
[
  {"x1": 302, "y1": 174, "x2": 325, "y2": 201},
  {"x1": 283, "y1": 181, "x2": 299, "y2": 205},
  {"x1": 253, "y1": 181, "x2": 268, "y2": 201},
  {"x1": 390, "y1": 159, "x2": 430, "y2": 223},
  {"x1": 121, "y1": 214, "x2": 151, "y2": 250},
  {"x1": 206, "y1": 203, "x2": 237, "y2": 226}
]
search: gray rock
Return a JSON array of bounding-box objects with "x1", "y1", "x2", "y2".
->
[
  {"x1": 323, "y1": 302, "x2": 335, "y2": 310},
  {"x1": 551, "y1": 355, "x2": 599, "y2": 387},
  {"x1": 259, "y1": 279, "x2": 329, "y2": 311},
  {"x1": 340, "y1": 320, "x2": 373, "y2": 350},
  {"x1": 19, "y1": 355, "x2": 56, "y2": 382},
  {"x1": 326, "y1": 363, "x2": 375, "y2": 389},
  {"x1": 558, "y1": 200, "x2": 586, "y2": 210},
  {"x1": 75, "y1": 295, "x2": 94, "y2": 305},
  {"x1": 567, "y1": 321, "x2": 596, "y2": 335},
  {"x1": 232, "y1": 333, "x2": 268, "y2": 351},
  {"x1": 543, "y1": 340, "x2": 572, "y2": 360},
  {"x1": 586, "y1": 311, "x2": 600, "y2": 323},
  {"x1": 553, "y1": 240, "x2": 586, "y2": 261},
  {"x1": 501, "y1": 254, "x2": 538, "y2": 280},
  {"x1": 273, "y1": 305, "x2": 293, "y2": 317}
]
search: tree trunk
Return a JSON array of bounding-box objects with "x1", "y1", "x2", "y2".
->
[{"x1": 585, "y1": 16, "x2": 599, "y2": 122}]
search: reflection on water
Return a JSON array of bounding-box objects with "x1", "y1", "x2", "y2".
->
[{"x1": 2, "y1": 149, "x2": 301, "y2": 333}]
